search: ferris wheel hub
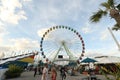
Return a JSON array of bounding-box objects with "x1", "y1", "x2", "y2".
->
[{"x1": 61, "y1": 40, "x2": 66, "y2": 45}]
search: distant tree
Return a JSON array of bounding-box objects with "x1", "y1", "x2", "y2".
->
[{"x1": 90, "y1": 0, "x2": 120, "y2": 31}]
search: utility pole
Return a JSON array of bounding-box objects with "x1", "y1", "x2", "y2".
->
[{"x1": 108, "y1": 27, "x2": 120, "y2": 50}]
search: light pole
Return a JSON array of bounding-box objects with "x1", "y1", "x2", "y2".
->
[{"x1": 108, "y1": 27, "x2": 120, "y2": 51}]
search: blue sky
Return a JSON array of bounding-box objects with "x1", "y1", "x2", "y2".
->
[{"x1": 0, "y1": 0, "x2": 120, "y2": 58}]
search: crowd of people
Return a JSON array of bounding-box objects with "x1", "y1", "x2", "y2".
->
[
  {"x1": 28, "y1": 62, "x2": 99, "y2": 80},
  {"x1": 32, "y1": 63, "x2": 69, "y2": 80},
  {"x1": 33, "y1": 63, "x2": 58, "y2": 80},
  {"x1": 25, "y1": 62, "x2": 100, "y2": 80}
]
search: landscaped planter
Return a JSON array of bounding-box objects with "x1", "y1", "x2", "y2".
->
[{"x1": 5, "y1": 72, "x2": 21, "y2": 79}]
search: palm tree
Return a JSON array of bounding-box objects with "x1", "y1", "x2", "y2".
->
[{"x1": 90, "y1": 0, "x2": 120, "y2": 31}]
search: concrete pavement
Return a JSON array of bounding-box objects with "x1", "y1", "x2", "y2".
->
[{"x1": 6, "y1": 71, "x2": 115, "y2": 80}]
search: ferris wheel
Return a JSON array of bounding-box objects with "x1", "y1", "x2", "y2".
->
[{"x1": 40, "y1": 25, "x2": 85, "y2": 64}]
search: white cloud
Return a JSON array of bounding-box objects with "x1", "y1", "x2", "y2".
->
[
  {"x1": 81, "y1": 22, "x2": 95, "y2": 34},
  {"x1": 81, "y1": 27, "x2": 93, "y2": 34},
  {"x1": 0, "y1": 38, "x2": 39, "y2": 53},
  {"x1": 0, "y1": 21, "x2": 9, "y2": 45},
  {"x1": 0, "y1": 46, "x2": 11, "y2": 53},
  {"x1": 37, "y1": 28, "x2": 48, "y2": 37},
  {"x1": 9, "y1": 38, "x2": 39, "y2": 51},
  {"x1": 100, "y1": 29, "x2": 110, "y2": 41},
  {"x1": 0, "y1": 0, "x2": 29, "y2": 46},
  {"x1": 0, "y1": 0, "x2": 36, "y2": 53},
  {"x1": 0, "y1": 0, "x2": 27, "y2": 24},
  {"x1": 32, "y1": 0, "x2": 84, "y2": 25},
  {"x1": 102, "y1": 27, "x2": 120, "y2": 49},
  {"x1": 0, "y1": 21, "x2": 6, "y2": 36},
  {"x1": 0, "y1": 38, "x2": 3, "y2": 45},
  {"x1": 27, "y1": 0, "x2": 105, "y2": 29},
  {"x1": 23, "y1": 0, "x2": 32, "y2": 1}
]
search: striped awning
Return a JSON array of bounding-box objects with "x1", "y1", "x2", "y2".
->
[{"x1": 19, "y1": 55, "x2": 35, "y2": 63}]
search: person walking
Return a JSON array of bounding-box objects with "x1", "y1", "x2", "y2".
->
[
  {"x1": 41, "y1": 63, "x2": 49, "y2": 80},
  {"x1": 34, "y1": 66, "x2": 37, "y2": 77},
  {"x1": 51, "y1": 67, "x2": 57, "y2": 80},
  {"x1": 60, "y1": 66, "x2": 66, "y2": 80},
  {"x1": 38, "y1": 66, "x2": 42, "y2": 75}
]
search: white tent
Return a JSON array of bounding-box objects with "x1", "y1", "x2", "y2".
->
[
  {"x1": 94, "y1": 56, "x2": 120, "y2": 64},
  {"x1": 0, "y1": 52, "x2": 36, "y2": 65}
]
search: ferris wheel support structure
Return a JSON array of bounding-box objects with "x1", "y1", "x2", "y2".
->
[
  {"x1": 52, "y1": 45, "x2": 62, "y2": 62},
  {"x1": 52, "y1": 41, "x2": 77, "y2": 62},
  {"x1": 62, "y1": 41, "x2": 76, "y2": 61}
]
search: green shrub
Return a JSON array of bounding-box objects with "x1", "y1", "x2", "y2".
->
[{"x1": 5, "y1": 64, "x2": 24, "y2": 79}]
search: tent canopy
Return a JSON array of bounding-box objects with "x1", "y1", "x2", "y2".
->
[
  {"x1": 1, "y1": 61, "x2": 28, "y2": 68},
  {"x1": 18, "y1": 55, "x2": 35, "y2": 63},
  {"x1": 81, "y1": 57, "x2": 97, "y2": 63}
]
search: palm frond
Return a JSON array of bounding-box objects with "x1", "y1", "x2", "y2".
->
[
  {"x1": 101, "y1": 2, "x2": 110, "y2": 9},
  {"x1": 90, "y1": 9, "x2": 108, "y2": 22},
  {"x1": 112, "y1": 23, "x2": 120, "y2": 31},
  {"x1": 108, "y1": 0, "x2": 115, "y2": 8},
  {"x1": 117, "y1": 4, "x2": 120, "y2": 11}
]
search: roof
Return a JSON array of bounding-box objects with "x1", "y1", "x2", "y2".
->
[{"x1": 94, "y1": 56, "x2": 120, "y2": 64}]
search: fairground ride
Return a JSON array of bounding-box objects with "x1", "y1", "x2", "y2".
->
[{"x1": 40, "y1": 25, "x2": 85, "y2": 65}]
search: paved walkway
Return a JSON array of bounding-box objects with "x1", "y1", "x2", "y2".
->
[{"x1": 6, "y1": 71, "x2": 115, "y2": 80}]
